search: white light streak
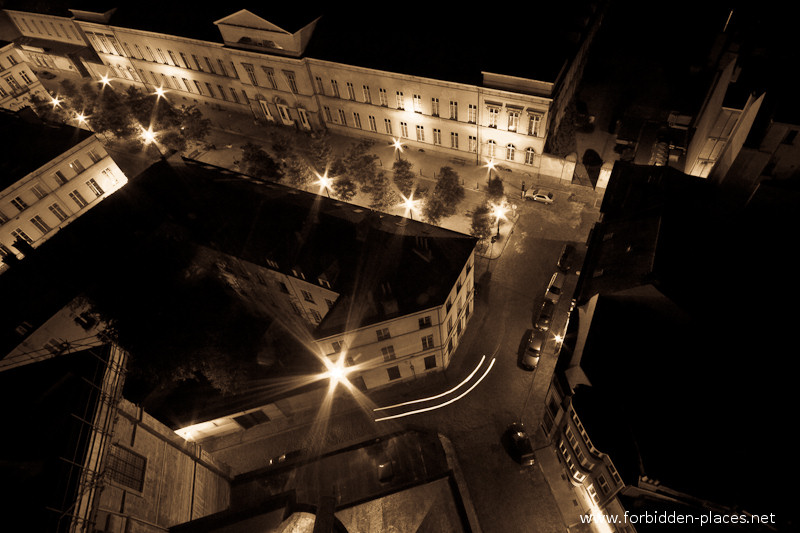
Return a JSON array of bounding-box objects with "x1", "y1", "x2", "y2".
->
[{"x1": 374, "y1": 358, "x2": 496, "y2": 422}]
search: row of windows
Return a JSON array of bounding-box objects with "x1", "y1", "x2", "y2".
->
[
  {"x1": 324, "y1": 107, "x2": 540, "y2": 162},
  {"x1": 315, "y1": 78, "x2": 544, "y2": 135},
  {"x1": 1, "y1": 185, "x2": 96, "y2": 247},
  {"x1": 11, "y1": 14, "x2": 81, "y2": 43},
  {"x1": 87, "y1": 31, "x2": 239, "y2": 83}
]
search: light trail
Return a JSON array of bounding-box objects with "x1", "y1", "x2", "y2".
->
[
  {"x1": 374, "y1": 357, "x2": 496, "y2": 422},
  {"x1": 373, "y1": 355, "x2": 487, "y2": 412}
]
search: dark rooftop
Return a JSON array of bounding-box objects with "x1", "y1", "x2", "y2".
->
[{"x1": 0, "y1": 108, "x2": 94, "y2": 191}]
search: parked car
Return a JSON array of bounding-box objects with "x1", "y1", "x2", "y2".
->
[
  {"x1": 520, "y1": 330, "x2": 545, "y2": 371},
  {"x1": 545, "y1": 272, "x2": 566, "y2": 304},
  {"x1": 522, "y1": 189, "x2": 554, "y2": 204},
  {"x1": 557, "y1": 244, "x2": 576, "y2": 272},
  {"x1": 504, "y1": 423, "x2": 535, "y2": 466},
  {"x1": 535, "y1": 299, "x2": 555, "y2": 331}
]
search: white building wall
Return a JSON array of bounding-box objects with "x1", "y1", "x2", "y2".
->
[
  {"x1": 0, "y1": 43, "x2": 48, "y2": 111},
  {"x1": 0, "y1": 135, "x2": 128, "y2": 266}
]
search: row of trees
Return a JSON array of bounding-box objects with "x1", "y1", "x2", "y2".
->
[
  {"x1": 239, "y1": 133, "x2": 469, "y2": 225},
  {"x1": 31, "y1": 79, "x2": 211, "y2": 153}
]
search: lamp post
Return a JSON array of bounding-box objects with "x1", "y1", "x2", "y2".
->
[
  {"x1": 315, "y1": 172, "x2": 333, "y2": 198},
  {"x1": 393, "y1": 138, "x2": 403, "y2": 161},
  {"x1": 491, "y1": 201, "x2": 508, "y2": 238},
  {"x1": 400, "y1": 193, "x2": 420, "y2": 221},
  {"x1": 140, "y1": 125, "x2": 165, "y2": 158}
]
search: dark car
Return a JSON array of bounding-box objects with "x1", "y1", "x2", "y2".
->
[
  {"x1": 505, "y1": 423, "x2": 535, "y2": 466},
  {"x1": 535, "y1": 299, "x2": 555, "y2": 331},
  {"x1": 557, "y1": 244, "x2": 576, "y2": 272},
  {"x1": 520, "y1": 330, "x2": 544, "y2": 371}
]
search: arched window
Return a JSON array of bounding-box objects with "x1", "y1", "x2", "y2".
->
[
  {"x1": 487, "y1": 139, "x2": 496, "y2": 158},
  {"x1": 506, "y1": 144, "x2": 516, "y2": 161},
  {"x1": 525, "y1": 147, "x2": 536, "y2": 165}
]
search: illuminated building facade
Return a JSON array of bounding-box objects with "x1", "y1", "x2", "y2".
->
[
  {"x1": 0, "y1": 41, "x2": 48, "y2": 111},
  {"x1": 0, "y1": 109, "x2": 128, "y2": 272},
  {"x1": 1, "y1": 4, "x2": 605, "y2": 175}
]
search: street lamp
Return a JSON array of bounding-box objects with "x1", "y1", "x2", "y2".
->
[
  {"x1": 153, "y1": 86, "x2": 167, "y2": 100},
  {"x1": 320, "y1": 352, "x2": 354, "y2": 393},
  {"x1": 400, "y1": 193, "x2": 420, "y2": 220},
  {"x1": 99, "y1": 74, "x2": 112, "y2": 87},
  {"x1": 392, "y1": 138, "x2": 404, "y2": 161},
  {"x1": 491, "y1": 201, "x2": 508, "y2": 238},
  {"x1": 315, "y1": 172, "x2": 333, "y2": 198},
  {"x1": 140, "y1": 125, "x2": 166, "y2": 158}
]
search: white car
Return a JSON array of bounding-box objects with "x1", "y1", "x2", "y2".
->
[{"x1": 522, "y1": 189, "x2": 554, "y2": 204}]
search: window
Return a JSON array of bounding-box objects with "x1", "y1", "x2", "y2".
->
[
  {"x1": 508, "y1": 110, "x2": 520, "y2": 131},
  {"x1": 468, "y1": 104, "x2": 477, "y2": 123},
  {"x1": 433, "y1": 128, "x2": 441, "y2": 145},
  {"x1": 315, "y1": 76, "x2": 324, "y2": 94},
  {"x1": 301, "y1": 289, "x2": 315, "y2": 303},
  {"x1": 19, "y1": 71, "x2": 33, "y2": 84},
  {"x1": 413, "y1": 94, "x2": 422, "y2": 113},
  {"x1": 379, "y1": 88, "x2": 388, "y2": 106},
  {"x1": 69, "y1": 190, "x2": 88, "y2": 208},
  {"x1": 381, "y1": 345, "x2": 396, "y2": 361},
  {"x1": 87, "y1": 149, "x2": 102, "y2": 164},
  {"x1": 298, "y1": 108, "x2": 310, "y2": 129},
  {"x1": 525, "y1": 147, "x2": 536, "y2": 165},
  {"x1": 598, "y1": 474, "x2": 610, "y2": 495},
  {"x1": 324, "y1": 106, "x2": 332, "y2": 122},
  {"x1": 204, "y1": 57, "x2": 216, "y2": 74},
  {"x1": 450, "y1": 132, "x2": 458, "y2": 149},
  {"x1": 86, "y1": 178, "x2": 104, "y2": 197},
  {"x1": 217, "y1": 59, "x2": 228, "y2": 76},
  {"x1": 262, "y1": 67, "x2": 277, "y2": 89},
  {"x1": 283, "y1": 70, "x2": 298, "y2": 93},
  {"x1": 528, "y1": 113, "x2": 542, "y2": 136},
  {"x1": 362, "y1": 85, "x2": 371, "y2": 103},
  {"x1": 449, "y1": 101, "x2": 458, "y2": 120},
  {"x1": 11, "y1": 228, "x2": 33, "y2": 244},
  {"x1": 179, "y1": 52, "x2": 189, "y2": 68},
  {"x1": 346, "y1": 82, "x2": 356, "y2": 100},
  {"x1": 488, "y1": 107, "x2": 499, "y2": 128},
  {"x1": 191, "y1": 54, "x2": 203, "y2": 70},
  {"x1": 422, "y1": 334, "x2": 434, "y2": 350},
  {"x1": 205, "y1": 82, "x2": 215, "y2": 98},
  {"x1": 325, "y1": 298, "x2": 335, "y2": 309},
  {"x1": 384, "y1": 118, "x2": 392, "y2": 135},
  {"x1": 376, "y1": 328, "x2": 390, "y2": 341},
  {"x1": 416, "y1": 124, "x2": 425, "y2": 142},
  {"x1": 54, "y1": 170, "x2": 68, "y2": 185},
  {"x1": 11, "y1": 196, "x2": 28, "y2": 211},
  {"x1": 469, "y1": 135, "x2": 477, "y2": 153},
  {"x1": 70, "y1": 159, "x2": 85, "y2": 174},
  {"x1": 424, "y1": 355, "x2": 437, "y2": 370},
  {"x1": 193, "y1": 80, "x2": 203, "y2": 95},
  {"x1": 107, "y1": 444, "x2": 146, "y2": 492},
  {"x1": 587, "y1": 484, "x2": 599, "y2": 504},
  {"x1": 31, "y1": 184, "x2": 48, "y2": 200},
  {"x1": 242, "y1": 63, "x2": 258, "y2": 85},
  {"x1": 487, "y1": 139, "x2": 497, "y2": 158},
  {"x1": 506, "y1": 144, "x2": 515, "y2": 161},
  {"x1": 396, "y1": 91, "x2": 404, "y2": 109},
  {"x1": 49, "y1": 203, "x2": 68, "y2": 222},
  {"x1": 368, "y1": 115, "x2": 377, "y2": 132},
  {"x1": 233, "y1": 410, "x2": 270, "y2": 429},
  {"x1": 400, "y1": 122, "x2": 408, "y2": 138},
  {"x1": 331, "y1": 341, "x2": 344, "y2": 353},
  {"x1": 230, "y1": 87, "x2": 239, "y2": 103},
  {"x1": 431, "y1": 97, "x2": 439, "y2": 117},
  {"x1": 30, "y1": 215, "x2": 51, "y2": 234},
  {"x1": 387, "y1": 365, "x2": 401, "y2": 380},
  {"x1": 310, "y1": 309, "x2": 321, "y2": 322},
  {"x1": 331, "y1": 79, "x2": 340, "y2": 97},
  {"x1": 0, "y1": 210, "x2": 8, "y2": 224},
  {"x1": 338, "y1": 109, "x2": 347, "y2": 125},
  {"x1": 353, "y1": 112, "x2": 362, "y2": 129}
]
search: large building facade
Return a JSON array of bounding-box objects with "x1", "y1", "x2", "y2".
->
[{"x1": 1, "y1": 5, "x2": 605, "y2": 177}]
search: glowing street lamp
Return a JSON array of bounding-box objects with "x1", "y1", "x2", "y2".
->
[
  {"x1": 51, "y1": 96, "x2": 62, "y2": 108},
  {"x1": 392, "y1": 138, "x2": 404, "y2": 161},
  {"x1": 99, "y1": 74, "x2": 111, "y2": 87},
  {"x1": 315, "y1": 172, "x2": 333, "y2": 198},
  {"x1": 491, "y1": 201, "x2": 508, "y2": 238},
  {"x1": 320, "y1": 352, "x2": 354, "y2": 392},
  {"x1": 400, "y1": 193, "x2": 420, "y2": 220},
  {"x1": 153, "y1": 86, "x2": 166, "y2": 99}
]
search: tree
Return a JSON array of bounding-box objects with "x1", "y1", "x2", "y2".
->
[
  {"x1": 470, "y1": 202, "x2": 494, "y2": 241},
  {"x1": 487, "y1": 175, "x2": 505, "y2": 203},
  {"x1": 240, "y1": 142, "x2": 281, "y2": 180},
  {"x1": 308, "y1": 131, "x2": 334, "y2": 173},
  {"x1": 178, "y1": 104, "x2": 211, "y2": 145},
  {"x1": 392, "y1": 158, "x2": 416, "y2": 197},
  {"x1": 331, "y1": 177, "x2": 358, "y2": 202},
  {"x1": 422, "y1": 166, "x2": 464, "y2": 224},
  {"x1": 281, "y1": 154, "x2": 313, "y2": 188},
  {"x1": 343, "y1": 139, "x2": 381, "y2": 190},
  {"x1": 364, "y1": 171, "x2": 399, "y2": 210}
]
